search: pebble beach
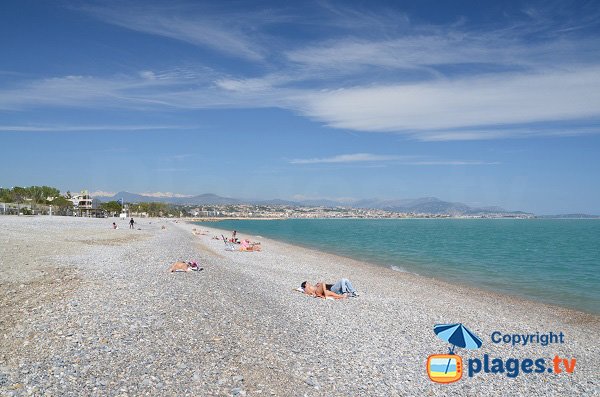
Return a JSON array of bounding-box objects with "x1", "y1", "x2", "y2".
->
[{"x1": 1, "y1": 215, "x2": 598, "y2": 396}]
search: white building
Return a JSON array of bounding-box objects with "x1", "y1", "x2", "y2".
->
[{"x1": 69, "y1": 190, "x2": 93, "y2": 216}]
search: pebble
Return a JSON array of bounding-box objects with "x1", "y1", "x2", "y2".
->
[
  {"x1": 305, "y1": 377, "x2": 319, "y2": 388},
  {"x1": 232, "y1": 375, "x2": 244, "y2": 383},
  {"x1": 0, "y1": 216, "x2": 596, "y2": 397}
]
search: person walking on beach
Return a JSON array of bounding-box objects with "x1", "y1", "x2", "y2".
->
[{"x1": 129, "y1": 217, "x2": 135, "y2": 229}]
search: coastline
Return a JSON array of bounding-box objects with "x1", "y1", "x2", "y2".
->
[
  {"x1": 1, "y1": 215, "x2": 598, "y2": 396},
  {"x1": 193, "y1": 222, "x2": 600, "y2": 321},
  {"x1": 194, "y1": 219, "x2": 600, "y2": 316}
]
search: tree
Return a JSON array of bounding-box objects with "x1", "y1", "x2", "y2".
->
[
  {"x1": 11, "y1": 187, "x2": 28, "y2": 204},
  {"x1": 27, "y1": 186, "x2": 44, "y2": 204},
  {"x1": 0, "y1": 185, "x2": 70, "y2": 213},
  {"x1": 51, "y1": 196, "x2": 73, "y2": 215},
  {"x1": 0, "y1": 188, "x2": 11, "y2": 203},
  {"x1": 40, "y1": 186, "x2": 60, "y2": 203},
  {"x1": 100, "y1": 201, "x2": 122, "y2": 215}
]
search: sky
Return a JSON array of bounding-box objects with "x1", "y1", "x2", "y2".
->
[{"x1": 1, "y1": 0, "x2": 600, "y2": 214}]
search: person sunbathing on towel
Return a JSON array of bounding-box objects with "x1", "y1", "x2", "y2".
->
[
  {"x1": 169, "y1": 261, "x2": 202, "y2": 272},
  {"x1": 300, "y1": 281, "x2": 347, "y2": 299},
  {"x1": 301, "y1": 278, "x2": 359, "y2": 298},
  {"x1": 240, "y1": 239, "x2": 261, "y2": 251}
]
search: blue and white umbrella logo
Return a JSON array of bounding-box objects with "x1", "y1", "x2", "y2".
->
[{"x1": 434, "y1": 323, "x2": 483, "y2": 354}]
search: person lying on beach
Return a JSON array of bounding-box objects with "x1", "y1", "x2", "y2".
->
[
  {"x1": 169, "y1": 262, "x2": 192, "y2": 272},
  {"x1": 240, "y1": 239, "x2": 261, "y2": 251},
  {"x1": 300, "y1": 281, "x2": 346, "y2": 299},
  {"x1": 168, "y1": 261, "x2": 202, "y2": 272},
  {"x1": 329, "y1": 278, "x2": 359, "y2": 297},
  {"x1": 300, "y1": 278, "x2": 359, "y2": 298}
]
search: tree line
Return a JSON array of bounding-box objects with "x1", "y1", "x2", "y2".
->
[
  {"x1": 0, "y1": 186, "x2": 73, "y2": 208},
  {"x1": 1, "y1": 185, "x2": 183, "y2": 217},
  {"x1": 100, "y1": 201, "x2": 178, "y2": 217}
]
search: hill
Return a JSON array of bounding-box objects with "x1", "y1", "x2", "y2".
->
[{"x1": 95, "y1": 192, "x2": 531, "y2": 216}]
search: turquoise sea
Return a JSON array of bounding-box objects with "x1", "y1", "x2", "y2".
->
[{"x1": 196, "y1": 219, "x2": 600, "y2": 314}]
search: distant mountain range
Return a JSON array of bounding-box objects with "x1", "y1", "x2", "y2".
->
[
  {"x1": 95, "y1": 191, "x2": 533, "y2": 216},
  {"x1": 101, "y1": 191, "x2": 242, "y2": 205}
]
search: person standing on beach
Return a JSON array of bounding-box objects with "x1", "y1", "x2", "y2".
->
[
  {"x1": 129, "y1": 218, "x2": 135, "y2": 229},
  {"x1": 232, "y1": 230, "x2": 237, "y2": 242}
]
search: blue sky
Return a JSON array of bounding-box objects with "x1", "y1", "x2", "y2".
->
[{"x1": 1, "y1": 0, "x2": 599, "y2": 214}]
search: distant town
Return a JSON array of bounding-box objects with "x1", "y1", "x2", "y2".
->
[
  {"x1": 183, "y1": 204, "x2": 534, "y2": 219},
  {"x1": 1, "y1": 187, "x2": 540, "y2": 219}
]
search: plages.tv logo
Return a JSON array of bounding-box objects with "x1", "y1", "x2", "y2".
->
[
  {"x1": 426, "y1": 323, "x2": 577, "y2": 383},
  {"x1": 426, "y1": 323, "x2": 482, "y2": 384}
]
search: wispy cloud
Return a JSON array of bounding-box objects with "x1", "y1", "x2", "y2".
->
[
  {"x1": 0, "y1": 124, "x2": 187, "y2": 132},
  {"x1": 290, "y1": 153, "x2": 406, "y2": 164},
  {"x1": 2, "y1": 3, "x2": 599, "y2": 141},
  {"x1": 406, "y1": 160, "x2": 500, "y2": 166},
  {"x1": 414, "y1": 125, "x2": 600, "y2": 141},
  {"x1": 89, "y1": 190, "x2": 116, "y2": 197},
  {"x1": 77, "y1": 4, "x2": 277, "y2": 61},
  {"x1": 138, "y1": 191, "x2": 192, "y2": 198},
  {"x1": 298, "y1": 66, "x2": 600, "y2": 134},
  {"x1": 290, "y1": 153, "x2": 498, "y2": 165}
]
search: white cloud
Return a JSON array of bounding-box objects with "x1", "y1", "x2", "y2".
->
[
  {"x1": 139, "y1": 71, "x2": 157, "y2": 80},
  {"x1": 290, "y1": 153, "x2": 497, "y2": 166},
  {"x1": 298, "y1": 66, "x2": 600, "y2": 136},
  {"x1": 89, "y1": 191, "x2": 116, "y2": 197},
  {"x1": 405, "y1": 161, "x2": 500, "y2": 165},
  {"x1": 285, "y1": 34, "x2": 600, "y2": 73},
  {"x1": 2, "y1": 65, "x2": 599, "y2": 141},
  {"x1": 290, "y1": 153, "x2": 404, "y2": 164},
  {"x1": 138, "y1": 192, "x2": 192, "y2": 198},
  {"x1": 2, "y1": 5, "x2": 599, "y2": 142}
]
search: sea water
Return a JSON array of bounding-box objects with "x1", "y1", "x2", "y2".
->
[{"x1": 196, "y1": 219, "x2": 600, "y2": 314}]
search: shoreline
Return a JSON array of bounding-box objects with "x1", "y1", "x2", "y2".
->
[
  {"x1": 193, "y1": 220, "x2": 600, "y2": 317},
  {"x1": 190, "y1": 221, "x2": 600, "y2": 321},
  {"x1": 2, "y1": 215, "x2": 598, "y2": 396},
  {"x1": 190, "y1": 216, "x2": 543, "y2": 222}
]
